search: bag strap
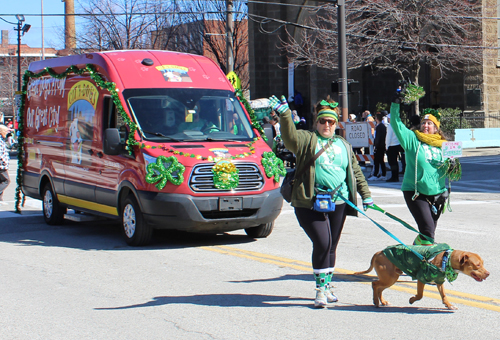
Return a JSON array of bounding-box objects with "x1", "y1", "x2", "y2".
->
[{"x1": 294, "y1": 139, "x2": 333, "y2": 181}]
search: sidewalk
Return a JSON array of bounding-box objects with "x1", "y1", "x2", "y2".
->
[{"x1": 461, "y1": 147, "x2": 500, "y2": 157}]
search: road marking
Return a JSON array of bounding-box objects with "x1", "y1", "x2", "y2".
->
[{"x1": 202, "y1": 245, "x2": 500, "y2": 312}]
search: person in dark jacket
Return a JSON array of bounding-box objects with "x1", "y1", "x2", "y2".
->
[
  {"x1": 269, "y1": 95, "x2": 373, "y2": 308},
  {"x1": 368, "y1": 113, "x2": 387, "y2": 180}
]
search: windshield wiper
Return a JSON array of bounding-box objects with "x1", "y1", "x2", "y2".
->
[{"x1": 142, "y1": 130, "x2": 180, "y2": 142}]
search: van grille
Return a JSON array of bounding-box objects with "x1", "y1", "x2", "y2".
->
[{"x1": 189, "y1": 162, "x2": 264, "y2": 192}]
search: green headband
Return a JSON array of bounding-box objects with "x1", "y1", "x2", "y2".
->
[
  {"x1": 320, "y1": 100, "x2": 339, "y2": 109},
  {"x1": 317, "y1": 109, "x2": 339, "y2": 122}
]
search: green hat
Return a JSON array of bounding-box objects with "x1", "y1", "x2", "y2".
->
[{"x1": 317, "y1": 109, "x2": 339, "y2": 122}]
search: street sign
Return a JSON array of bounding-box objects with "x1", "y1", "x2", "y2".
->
[
  {"x1": 344, "y1": 122, "x2": 370, "y2": 148},
  {"x1": 442, "y1": 141, "x2": 463, "y2": 158}
]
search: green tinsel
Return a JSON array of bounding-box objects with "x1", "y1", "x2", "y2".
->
[
  {"x1": 440, "y1": 158, "x2": 462, "y2": 182},
  {"x1": 402, "y1": 84, "x2": 426, "y2": 105},
  {"x1": 235, "y1": 88, "x2": 267, "y2": 141},
  {"x1": 261, "y1": 151, "x2": 287, "y2": 182}
]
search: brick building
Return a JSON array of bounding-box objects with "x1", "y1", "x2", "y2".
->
[
  {"x1": 248, "y1": 0, "x2": 500, "y2": 129},
  {"x1": 0, "y1": 30, "x2": 58, "y2": 121}
]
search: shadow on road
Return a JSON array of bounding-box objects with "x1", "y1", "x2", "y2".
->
[
  {"x1": 94, "y1": 293, "x2": 451, "y2": 314},
  {"x1": 0, "y1": 215, "x2": 256, "y2": 251}
]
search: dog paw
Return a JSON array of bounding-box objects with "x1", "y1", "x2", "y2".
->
[
  {"x1": 409, "y1": 296, "x2": 419, "y2": 305},
  {"x1": 446, "y1": 304, "x2": 458, "y2": 311}
]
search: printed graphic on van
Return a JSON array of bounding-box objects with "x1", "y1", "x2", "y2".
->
[
  {"x1": 155, "y1": 65, "x2": 192, "y2": 82},
  {"x1": 67, "y1": 80, "x2": 99, "y2": 165}
]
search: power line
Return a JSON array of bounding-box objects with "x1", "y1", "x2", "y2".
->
[{"x1": 248, "y1": 12, "x2": 500, "y2": 50}]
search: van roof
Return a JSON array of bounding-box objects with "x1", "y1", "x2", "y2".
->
[{"x1": 28, "y1": 50, "x2": 234, "y2": 91}]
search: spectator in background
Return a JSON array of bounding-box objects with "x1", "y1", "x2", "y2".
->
[
  {"x1": 385, "y1": 114, "x2": 403, "y2": 182},
  {"x1": 296, "y1": 117, "x2": 307, "y2": 130},
  {"x1": 0, "y1": 124, "x2": 10, "y2": 204},
  {"x1": 349, "y1": 114, "x2": 357, "y2": 123},
  {"x1": 368, "y1": 113, "x2": 387, "y2": 181},
  {"x1": 6, "y1": 119, "x2": 13, "y2": 130},
  {"x1": 270, "y1": 115, "x2": 281, "y2": 138}
]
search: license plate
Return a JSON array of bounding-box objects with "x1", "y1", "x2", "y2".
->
[{"x1": 219, "y1": 197, "x2": 243, "y2": 211}]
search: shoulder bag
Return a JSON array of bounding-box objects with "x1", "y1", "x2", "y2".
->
[{"x1": 280, "y1": 139, "x2": 333, "y2": 203}]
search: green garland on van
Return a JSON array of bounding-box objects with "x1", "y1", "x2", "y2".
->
[
  {"x1": 235, "y1": 89, "x2": 267, "y2": 142},
  {"x1": 16, "y1": 64, "x2": 138, "y2": 213}
]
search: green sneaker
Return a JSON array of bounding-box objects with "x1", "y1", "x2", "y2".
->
[{"x1": 314, "y1": 288, "x2": 328, "y2": 308}]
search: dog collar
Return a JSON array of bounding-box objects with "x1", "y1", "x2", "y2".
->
[{"x1": 442, "y1": 249, "x2": 458, "y2": 283}]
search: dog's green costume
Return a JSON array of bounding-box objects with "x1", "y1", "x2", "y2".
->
[{"x1": 382, "y1": 243, "x2": 457, "y2": 284}]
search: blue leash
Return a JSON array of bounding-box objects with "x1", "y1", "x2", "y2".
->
[{"x1": 337, "y1": 193, "x2": 424, "y2": 261}]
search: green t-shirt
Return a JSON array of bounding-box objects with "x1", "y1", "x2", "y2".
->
[
  {"x1": 390, "y1": 103, "x2": 446, "y2": 195},
  {"x1": 314, "y1": 135, "x2": 349, "y2": 202}
]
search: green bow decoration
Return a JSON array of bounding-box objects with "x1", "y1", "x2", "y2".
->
[
  {"x1": 145, "y1": 156, "x2": 185, "y2": 190},
  {"x1": 261, "y1": 151, "x2": 287, "y2": 182},
  {"x1": 422, "y1": 108, "x2": 441, "y2": 121},
  {"x1": 320, "y1": 100, "x2": 339, "y2": 109},
  {"x1": 212, "y1": 160, "x2": 240, "y2": 190}
]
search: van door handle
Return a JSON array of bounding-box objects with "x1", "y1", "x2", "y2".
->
[
  {"x1": 88, "y1": 149, "x2": 94, "y2": 155},
  {"x1": 97, "y1": 152, "x2": 103, "y2": 158}
]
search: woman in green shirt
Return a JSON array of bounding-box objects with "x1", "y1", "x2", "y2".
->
[
  {"x1": 390, "y1": 99, "x2": 448, "y2": 246},
  {"x1": 269, "y1": 95, "x2": 373, "y2": 308}
]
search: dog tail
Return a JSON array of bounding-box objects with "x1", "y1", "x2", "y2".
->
[{"x1": 353, "y1": 253, "x2": 376, "y2": 275}]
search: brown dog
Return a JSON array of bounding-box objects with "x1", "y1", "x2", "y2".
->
[{"x1": 354, "y1": 246, "x2": 489, "y2": 310}]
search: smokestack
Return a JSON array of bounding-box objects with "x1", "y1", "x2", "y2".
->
[
  {"x1": 62, "y1": 0, "x2": 76, "y2": 50},
  {"x1": 1, "y1": 30, "x2": 8, "y2": 47}
]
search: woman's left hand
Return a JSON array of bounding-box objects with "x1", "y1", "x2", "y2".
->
[{"x1": 363, "y1": 197, "x2": 374, "y2": 211}]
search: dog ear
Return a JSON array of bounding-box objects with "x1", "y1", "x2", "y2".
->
[{"x1": 460, "y1": 254, "x2": 469, "y2": 266}]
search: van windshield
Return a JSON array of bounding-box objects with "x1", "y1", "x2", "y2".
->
[{"x1": 123, "y1": 89, "x2": 256, "y2": 142}]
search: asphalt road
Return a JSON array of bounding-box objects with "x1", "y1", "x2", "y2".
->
[{"x1": 1, "y1": 151, "x2": 499, "y2": 339}]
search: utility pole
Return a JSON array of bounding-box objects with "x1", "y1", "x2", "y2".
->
[
  {"x1": 226, "y1": 0, "x2": 234, "y2": 73},
  {"x1": 337, "y1": 0, "x2": 348, "y2": 135}
]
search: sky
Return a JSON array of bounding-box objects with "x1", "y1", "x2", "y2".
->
[{"x1": 0, "y1": 0, "x2": 66, "y2": 49}]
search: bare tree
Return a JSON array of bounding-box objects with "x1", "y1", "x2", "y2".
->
[
  {"x1": 283, "y1": 0, "x2": 485, "y2": 111},
  {"x1": 76, "y1": 0, "x2": 182, "y2": 50},
  {"x1": 170, "y1": 0, "x2": 249, "y2": 89}
]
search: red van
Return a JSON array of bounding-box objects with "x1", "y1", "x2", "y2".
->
[{"x1": 21, "y1": 50, "x2": 283, "y2": 246}]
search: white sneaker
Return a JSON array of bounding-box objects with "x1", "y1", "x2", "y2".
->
[
  {"x1": 314, "y1": 288, "x2": 328, "y2": 308},
  {"x1": 378, "y1": 176, "x2": 387, "y2": 181},
  {"x1": 367, "y1": 176, "x2": 377, "y2": 181},
  {"x1": 325, "y1": 286, "x2": 338, "y2": 303}
]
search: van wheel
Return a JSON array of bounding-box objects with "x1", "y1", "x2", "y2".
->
[
  {"x1": 121, "y1": 195, "x2": 152, "y2": 246},
  {"x1": 42, "y1": 184, "x2": 66, "y2": 225},
  {"x1": 245, "y1": 222, "x2": 274, "y2": 238}
]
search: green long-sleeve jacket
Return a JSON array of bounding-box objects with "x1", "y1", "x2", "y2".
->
[
  {"x1": 280, "y1": 109, "x2": 371, "y2": 216},
  {"x1": 390, "y1": 103, "x2": 446, "y2": 196}
]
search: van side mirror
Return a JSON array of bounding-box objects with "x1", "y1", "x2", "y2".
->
[{"x1": 104, "y1": 128, "x2": 121, "y2": 155}]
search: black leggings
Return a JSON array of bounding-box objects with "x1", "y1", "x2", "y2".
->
[
  {"x1": 403, "y1": 191, "x2": 443, "y2": 241},
  {"x1": 295, "y1": 205, "x2": 347, "y2": 270}
]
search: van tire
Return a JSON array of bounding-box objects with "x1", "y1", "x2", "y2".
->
[
  {"x1": 121, "y1": 195, "x2": 152, "y2": 246},
  {"x1": 245, "y1": 222, "x2": 274, "y2": 238},
  {"x1": 42, "y1": 184, "x2": 66, "y2": 225}
]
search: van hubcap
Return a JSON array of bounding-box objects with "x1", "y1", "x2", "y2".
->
[
  {"x1": 44, "y1": 190, "x2": 53, "y2": 218},
  {"x1": 123, "y1": 204, "x2": 136, "y2": 238}
]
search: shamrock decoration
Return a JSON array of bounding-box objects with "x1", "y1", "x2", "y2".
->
[
  {"x1": 261, "y1": 151, "x2": 287, "y2": 182},
  {"x1": 212, "y1": 160, "x2": 239, "y2": 190},
  {"x1": 145, "y1": 156, "x2": 185, "y2": 190}
]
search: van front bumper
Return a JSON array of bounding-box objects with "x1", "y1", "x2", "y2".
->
[{"x1": 136, "y1": 188, "x2": 283, "y2": 233}]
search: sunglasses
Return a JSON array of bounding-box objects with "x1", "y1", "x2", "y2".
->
[{"x1": 318, "y1": 118, "x2": 337, "y2": 126}]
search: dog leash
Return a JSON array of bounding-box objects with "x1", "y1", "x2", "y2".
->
[
  {"x1": 366, "y1": 204, "x2": 434, "y2": 244},
  {"x1": 337, "y1": 193, "x2": 424, "y2": 261}
]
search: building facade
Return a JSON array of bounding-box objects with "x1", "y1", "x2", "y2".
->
[{"x1": 248, "y1": 0, "x2": 500, "y2": 129}]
